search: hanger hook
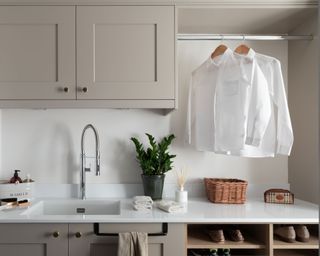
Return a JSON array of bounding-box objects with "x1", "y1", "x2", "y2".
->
[{"x1": 242, "y1": 34, "x2": 245, "y2": 43}]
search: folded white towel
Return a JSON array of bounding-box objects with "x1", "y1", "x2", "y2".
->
[
  {"x1": 133, "y1": 204, "x2": 152, "y2": 212},
  {"x1": 133, "y1": 196, "x2": 153, "y2": 205},
  {"x1": 133, "y1": 201, "x2": 153, "y2": 208},
  {"x1": 132, "y1": 196, "x2": 153, "y2": 212},
  {"x1": 157, "y1": 200, "x2": 186, "y2": 213}
]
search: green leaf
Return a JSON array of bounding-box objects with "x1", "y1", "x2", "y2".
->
[{"x1": 131, "y1": 134, "x2": 176, "y2": 175}]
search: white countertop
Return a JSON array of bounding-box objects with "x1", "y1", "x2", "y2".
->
[{"x1": 0, "y1": 197, "x2": 317, "y2": 224}]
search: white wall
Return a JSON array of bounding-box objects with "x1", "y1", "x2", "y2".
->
[
  {"x1": 0, "y1": 40, "x2": 289, "y2": 186},
  {"x1": 288, "y1": 15, "x2": 319, "y2": 204}
]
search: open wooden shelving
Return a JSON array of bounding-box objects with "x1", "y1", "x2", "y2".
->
[
  {"x1": 188, "y1": 230, "x2": 265, "y2": 249},
  {"x1": 186, "y1": 224, "x2": 319, "y2": 256}
]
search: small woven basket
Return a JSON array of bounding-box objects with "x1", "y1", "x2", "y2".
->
[{"x1": 204, "y1": 178, "x2": 248, "y2": 204}]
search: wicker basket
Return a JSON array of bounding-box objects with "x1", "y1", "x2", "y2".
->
[{"x1": 204, "y1": 178, "x2": 248, "y2": 204}]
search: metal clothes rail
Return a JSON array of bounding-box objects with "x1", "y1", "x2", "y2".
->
[{"x1": 177, "y1": 34, "x2": 314, "y2": 41}]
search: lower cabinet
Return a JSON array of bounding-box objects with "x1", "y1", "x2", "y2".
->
[
  {"x1": 0, "y1": 223, "x2": 185, "y2": 256},
  {"x1": 0, "y1": 223, "x2": 317, "y2": 256},
  {"x1": 0, "y1": 223, "x2": 69, "y2": 256},
  {"x1": 69, "y1": 223, "x2": 185, "y2": 256}
]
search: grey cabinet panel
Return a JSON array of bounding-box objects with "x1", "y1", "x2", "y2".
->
[
  {"x1": 0, "y1": 223, "x2": 68, "y2": 256},
  {"x1": 77, "y1": 6, "x2": 175, "y2": 100},
  {"x1": 0, "y1": 6, "x2": 76, "y2": 100},
  {"x1": 0, "y1": 244, "x2": 46, "y2": 256},
  {"x1": 0, "y1": 6, "x2": 175, "y2": 107}
]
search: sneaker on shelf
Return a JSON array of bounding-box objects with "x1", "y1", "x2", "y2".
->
[
  {"x1": 222, "y1": 248, "x2": 231, "y2": 256},
  {"x1": 209, "y1": 249, "x2": 218, "y2": 256}
]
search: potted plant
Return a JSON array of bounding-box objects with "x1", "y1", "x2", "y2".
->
[{"x1": 131, "y1": 133, "x2": 176, "y2": 200}]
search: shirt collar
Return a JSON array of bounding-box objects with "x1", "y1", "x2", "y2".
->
[
  {"x1": 234, "y1": 48, "x2": 255, "y2": 60},
  {"x1": 206, "y1": 48, "x2": 232, "y2": 68}
]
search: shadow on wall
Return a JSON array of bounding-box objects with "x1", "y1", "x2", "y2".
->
[
  {"x1": 108, "y1": 137, "x2": 141, "y2": 183},
  {"x1": 47, "y1": 123, "x2": 77, "y2": 184}
]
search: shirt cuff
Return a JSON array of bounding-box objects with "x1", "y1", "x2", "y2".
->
[
  {"x1": 277, "y1": 145, "x2": 292, "y2": 155},
  {"x1": 245, "y1": 137, "x2": 261, "y2": 147}
]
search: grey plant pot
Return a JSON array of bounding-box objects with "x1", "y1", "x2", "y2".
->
[{"x1": 141, "y1": 174, "x2": 165, "y2": 200}]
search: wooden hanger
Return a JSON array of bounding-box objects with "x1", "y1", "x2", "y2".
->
[
  {"x1": 211, "y1": 44, "x2": 228, "y2": 59},
  {"x1": 234, "y1": 35, "x2": 250, "y2": 55},
  {"x1": 234, "y1": 44, "x2": 250, "y2": 55}
]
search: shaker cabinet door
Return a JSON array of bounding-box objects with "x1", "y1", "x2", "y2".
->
[
  {"x1": 0, "y1": 6, "x2": 76, "y2": 100},
  {"x1": 0, "y1": 223, "x2": 69, "y2": 256},
  {"x1": 77, "y1": 6, "x2": 175, "y2": 100}
]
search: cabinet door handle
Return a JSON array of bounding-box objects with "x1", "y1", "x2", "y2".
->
[
  {"x1": 93, "y1": 223, "x2": 168, "y2": 236},
  {"x1": 82, "y1": 87, "x2": 88, "y2": 93},
  {"x1": 52, "y1": 231, "x2": 60, "y2": 238},
  {"x1": 63, "y1": 87, "x2": 69, "y2": 93},
  {"x1": 75, "y1": 232, "x2": 82, "y2": 238}
]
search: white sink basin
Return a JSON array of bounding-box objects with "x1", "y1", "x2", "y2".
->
[{"x1": 22, "y1": 199, "x2": 120, "y2": 216}]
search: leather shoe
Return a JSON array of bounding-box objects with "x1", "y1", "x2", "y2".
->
[
  {"x1": 274, "y1": 226, "x2": 296, "y2": 243},
  {"x1": 295, "y1": 225, "x2": 310, "y2": 242},
  {"x1": 207, "y1": 229, "x2": 225, "y2": 243},
  {"x1": 228, "y1": 229, "x2": 244, "y2": 242}
]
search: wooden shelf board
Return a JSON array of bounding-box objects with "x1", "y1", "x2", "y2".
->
[
  {"x1": 187, "y1": 231, "x2": 265, "y2": 249},
  {"x1": 274, "y1": 249, "x2": 319, "y2": 256},
  {"x1": 273, "y1": 235, "x2": 319, "y2": 249}
]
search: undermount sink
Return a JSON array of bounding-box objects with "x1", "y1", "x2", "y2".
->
[{"x1": 22, "y1": 199, "x2": 120, "y2": 216}]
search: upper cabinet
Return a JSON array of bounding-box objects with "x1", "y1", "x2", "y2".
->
[
  {"x1": 0, "y1": 6, "x2": 75, "y2": 100},
  {"x1": 77, "y1": 6, "x2": 175, "y2": 101},
  {"x1": 0, "y1": 5, "x2": 175, "y2": 108}
]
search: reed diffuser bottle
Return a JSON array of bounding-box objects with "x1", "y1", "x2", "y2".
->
[{"x1": 175, "y1": 168, "x2": 188, "y2": 204}]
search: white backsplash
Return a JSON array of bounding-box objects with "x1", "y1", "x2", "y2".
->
[
  {"x1": 34, "y1": 182, "x2": 290, "y2": 199},
  {"x1": 0, "y1": 40, "x2": 289, "y2": 188}
]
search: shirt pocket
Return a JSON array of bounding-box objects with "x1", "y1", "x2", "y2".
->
[{"x1": 222, "y1": 80, "x2": 240, "y2": 96}]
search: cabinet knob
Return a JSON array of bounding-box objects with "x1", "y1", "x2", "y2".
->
[
  {"x1": 75, "y1": 232, "x2": 82, "y2": 238},
  {"x1": 52, "y1": 231, "x2": 60, "y2": 238},
  {"x1": 63, "y1": 87, "x2": 69, "y2": 93},
  {"x1": 82, "y1": 87, "x2": 88, "y2": 93}
]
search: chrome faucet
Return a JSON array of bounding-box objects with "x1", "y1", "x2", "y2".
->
[{"x1": 80, "y1": 124, "x2": 100, "y2": 200}]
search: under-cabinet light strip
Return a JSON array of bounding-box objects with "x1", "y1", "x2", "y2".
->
[{"x1": 177, "y1": 34, "x2": 314, "y2": 41}]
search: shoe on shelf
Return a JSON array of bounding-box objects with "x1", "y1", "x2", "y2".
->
[
  {"x1": 227, "y1": 229, "x2": 244, "y2": 242},
  {"x1": 274, "y1": 226, "x2": 296, "y2": 243},
  {"x1": 208, "y1": 249, "x2": 218, "y2": 256},
  {"x1": 207, "y1": 229, "x2": 225, "y2": 243},
  {"x1": 294, "y1": 225, "x2": 310, "y2": 242},
  {"x1": 189, "y1": 249, "x2": 216, "y2": 256},
  {"x1": 221, "y1": 248, "x2": 231, "y2": 256}
]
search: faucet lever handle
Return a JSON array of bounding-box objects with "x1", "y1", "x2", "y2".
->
[
  {"x1": 84, "y1": 167, "x2": 91, "y2": 172},
  {"x1": 96, "y1": 165, "x2": 100, "y2": 176}
]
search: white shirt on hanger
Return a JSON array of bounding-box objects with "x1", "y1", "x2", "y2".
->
[
  {"x1": 186, "y1": 50, "x2": 229, "y2": 151},
  {"x1": 186, "y1": 48, "x2": 293, "y2": 157},
  {"x1": 214, "y1": 48, "x2": 271, "y2": 152},
  {"x1": 226, "y1": 51, "x2": 294, "y2": 157}
]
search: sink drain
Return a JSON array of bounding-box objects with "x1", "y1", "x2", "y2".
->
[{"x1": 76, "y1": 208, "x2": 85, "y2": 214}]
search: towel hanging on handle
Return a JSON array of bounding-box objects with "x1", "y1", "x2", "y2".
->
[{"x1": 117, "y1": 232, "x2": 148, "y2": 256}]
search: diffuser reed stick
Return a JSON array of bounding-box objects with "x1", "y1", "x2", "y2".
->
[{"x1": 175, "y1": 167, "x2": 188, "y2": 191}]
